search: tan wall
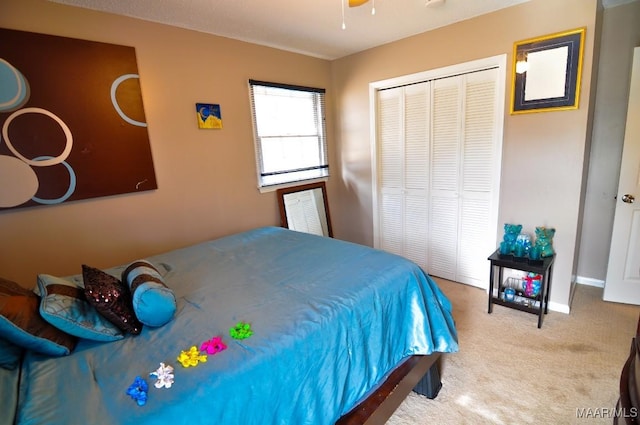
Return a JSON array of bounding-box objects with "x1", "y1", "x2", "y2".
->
[
  {"x1": 0, "y1": 0, "x2": 600, "y2": 311},
  {"x1": 0, "y1": 0, "x2": 333, "y2": 286},
  {"x1": 331, "y1": 0, "x2": 598, "y2": 310}
]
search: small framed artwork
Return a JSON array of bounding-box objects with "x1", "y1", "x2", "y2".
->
[
  {"x1": 511, "y1": 27, "x2": 586, "y2": 114},
  {"x1": 196, "y1": 103, "x2": 222, "y2": 129}
]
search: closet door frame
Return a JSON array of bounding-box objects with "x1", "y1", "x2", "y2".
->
[{"x1": 370, "y1": 54, "x2": 507, "y2": 287}]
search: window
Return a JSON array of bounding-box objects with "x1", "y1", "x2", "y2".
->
[{"x1": 249, "y1": 80, "x2": 328, "y2": 189}]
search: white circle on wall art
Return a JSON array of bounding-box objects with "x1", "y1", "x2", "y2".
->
[
  {"x1": 30, "y1": 156, "x2": 76, "y2": 205},
  {"x1": 0, "y1": 59, "x2": 28, "y2": 112},
  {"x1": 0, "y1": 154, "x2": 38, "y2": 207},
  {"x1": 2, "y1": 107, "x2": 73, "y2": 167},
  {"x1": 111, "y1": 74, "x2": 147, "y2": 127}
]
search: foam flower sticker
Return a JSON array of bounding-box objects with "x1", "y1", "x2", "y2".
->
[
  {"x1": 126, "y1": 376, "x2": 148, "y2": 406},
  {"x1": 230, "y1": 322, "x2": 253, "y2": 340},
  {"x1": 177, "y1": 346, "x2": 207, "y2": 368},
  {"x1": 150, "y1": 362, "x2": 175, "y2": 389},
  {"x1": 200, "y1": 336, "x2": 227, "y2": 355}
]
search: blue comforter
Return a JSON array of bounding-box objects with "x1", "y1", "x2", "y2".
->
[{"x1": 14, "y1": 227, "x2": 458, "y2": 424}]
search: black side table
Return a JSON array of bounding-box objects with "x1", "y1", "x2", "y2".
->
[{"x1": 487, "y1": 250, "x2": 555, "y2": 328}]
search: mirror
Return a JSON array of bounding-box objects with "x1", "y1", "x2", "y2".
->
[{"x1": 277, "y1": 181, "x2": 333, "y2": 237}]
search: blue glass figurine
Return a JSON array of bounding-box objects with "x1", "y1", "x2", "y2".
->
[
  {"x1": 535, "y1": 227, "x2": 556, "y2": 257},
  {"x1": 502, "y1": 223, "x2": 522, "y2": 254}
]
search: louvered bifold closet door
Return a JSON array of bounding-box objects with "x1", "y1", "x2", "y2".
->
[
  {"x1": 428, "y1": 69, "x2": 498, "y2": 286},
  {"x1": 457, "y1": 68, "x2": 498, "y2": 287},
  {"x1": 376, "y1": 83, "x2": 430, "y2": 268},
  {"x1": 428, "y1": 76, "x2": 461, "y2": 281},
  {"x1": 374, "y1": 62, "x2": 502, "y2": 289},
  {"x1": 403, "y1": 83, "x2": 429, "y2": 269},
  {"x1": 378, "y1": 87, "x2": 404, "y2": 256}
]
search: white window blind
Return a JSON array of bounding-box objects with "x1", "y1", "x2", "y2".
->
[{"x1": 249, "y1": 80, "x2": 328, "y2": 188}]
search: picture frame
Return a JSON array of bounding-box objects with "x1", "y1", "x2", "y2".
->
[
  {"x1": 510, "y1": 27, "x2": 586, "y2": 114},
  {"x1": 196, "y1": 103, "x2": 223, "y2": 129}
]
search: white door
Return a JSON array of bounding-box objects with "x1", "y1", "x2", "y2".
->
[
  {"x1": 372, "y1": 57, "x2": 505, "y2": 290},
  {"x1": 604, "y1": 47, "x2": 640, "y2": 305},
  {"x1": 376, "y1": 82, "x2": 430, "y2": 270},
  {"x1": 429, "y1": 68, "x2": 500, "y2": 288}
]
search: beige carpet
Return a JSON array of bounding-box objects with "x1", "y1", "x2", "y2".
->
[{"x1": 387, "y1": 278, "x2": 639, "y2": 424}]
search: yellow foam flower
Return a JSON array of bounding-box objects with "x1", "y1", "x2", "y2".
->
[{"x1": 177, "y1": 346, "x2": 208, "y2": 368}]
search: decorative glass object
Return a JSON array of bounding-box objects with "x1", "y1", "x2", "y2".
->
[
  {"x1": 501, "y1": 223, "x2": 523, "y2": 254},
  {"x1": 529, "y1": 245, "x2": 541, "y2": 261},
  {"x1": 535, "y1": 227, "x2": 556, "y2": 257}
]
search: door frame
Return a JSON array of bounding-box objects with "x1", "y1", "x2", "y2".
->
[{"x1": 369, "y1": 54, "x2": 507, "y2": 286}]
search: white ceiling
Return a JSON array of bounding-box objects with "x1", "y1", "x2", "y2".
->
[{"x1": 49, "y1": 0, "x2": 635, "y2": 60}]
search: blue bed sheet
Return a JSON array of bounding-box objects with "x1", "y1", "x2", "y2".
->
[
  {"x1": 1, "y1": 365, "x2": 19, "y2": 425},
  {"x1": 14, "y1": 227, "x2": 458, "y2": 425}
]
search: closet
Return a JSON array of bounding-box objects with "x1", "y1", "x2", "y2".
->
[{"x1": 372, "y1": 56, "x2": 505, "y2": 288}]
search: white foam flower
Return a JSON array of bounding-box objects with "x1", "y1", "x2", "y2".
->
[{"x1": 150, "y1": 362, "x2": 175, "y2": 389}]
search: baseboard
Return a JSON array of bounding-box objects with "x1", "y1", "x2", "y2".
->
[
  {"x1": 576, "y1": 276, "x2": 605, "y2": 288},
  {"x1": 551, "y1": 277, "x2": 605, "y2": 314},
  {"x1": 548, "y1": 301, "x2": 570, "y2": 314}
]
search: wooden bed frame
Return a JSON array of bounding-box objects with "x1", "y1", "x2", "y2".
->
[
  {"x1": 615, "y1": 315, "x2": 640, "y2": 425},
  {"x1": 337, "y1": 353, "x2": 442, "y2": 424}
]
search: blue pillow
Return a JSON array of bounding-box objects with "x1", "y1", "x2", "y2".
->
[
  {"x1": 122, "y1": 260, "x2": 176, "y2": 327},
  {"x1": 35, "y1": 274, "x2": 124, "y2": 342},
  {"x1": 0, "y1": 277, "x2": 76, "y2": 356}
]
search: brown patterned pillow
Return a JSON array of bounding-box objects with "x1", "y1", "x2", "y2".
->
[
  {"x1": 82, "y1": 265, "x2": 142, "y2": 335},
  {"x1": 0, "y1": 277, "x2": 76, "y2": 356}
]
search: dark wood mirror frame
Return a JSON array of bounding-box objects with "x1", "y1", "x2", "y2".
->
[{"x1": 276, "y1": 181, "x2": 333, "y2": 237}]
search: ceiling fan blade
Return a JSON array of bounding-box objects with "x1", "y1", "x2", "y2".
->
[{"x1": 348, "y1": 0, "x2": 369, "y2": 7}]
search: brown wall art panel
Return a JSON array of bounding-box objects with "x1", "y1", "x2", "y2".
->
[{"x1": 0, "y1": 28, "x2": 157, "y2": 211}]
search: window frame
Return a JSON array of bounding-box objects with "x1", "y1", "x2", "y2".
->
[{"x1": 248, "y1": 79, "x2": 329, "y2": 192}]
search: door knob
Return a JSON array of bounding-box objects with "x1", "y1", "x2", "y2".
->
[{"x1": 622, "y1": 194, "x2": 635, "y2": 204}]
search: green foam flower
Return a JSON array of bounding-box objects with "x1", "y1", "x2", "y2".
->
[{"x1": 230, "y1": 322, "x2": 253, "y2": 340}]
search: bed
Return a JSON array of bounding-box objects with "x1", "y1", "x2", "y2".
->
[
  {"x1": 615, "y1": 314, "x2": 640, "y2": 425},
  {"x1": 1, "y1": 226, "x2": 458, "y2": 425}
]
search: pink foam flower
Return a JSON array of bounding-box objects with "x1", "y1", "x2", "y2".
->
[{"x1": 200, "y1": 336, "x2": 227, "y2": 355}]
